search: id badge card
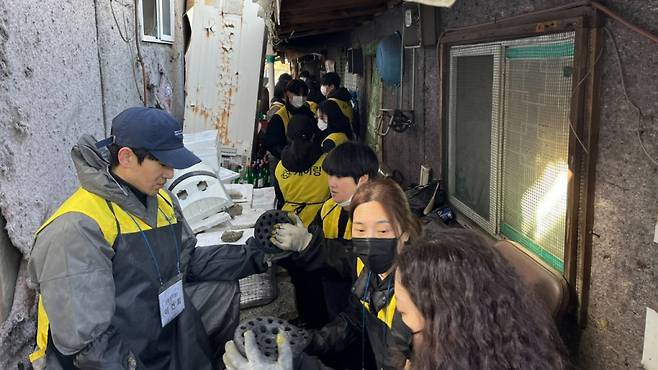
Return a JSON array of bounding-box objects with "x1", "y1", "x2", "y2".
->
[{"x1": 158, "y1": 273, "x2": 185, "y2": 327}]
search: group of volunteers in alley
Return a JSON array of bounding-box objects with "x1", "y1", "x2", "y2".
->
[{"x1": 28, "y1": 71, "x2": 569, "y2": 370}]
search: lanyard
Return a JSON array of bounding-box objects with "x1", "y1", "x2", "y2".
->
[
  {"x1": 359, "y1": 271, "x2": 393, "y2": 370},
  {"x1": 362, "y1": 271, "x2": 394, "y2": 343},
  {"x1": 125, "y1": 207, "x2": 181, "y2": 286}
]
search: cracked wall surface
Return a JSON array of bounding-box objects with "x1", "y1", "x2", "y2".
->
[{"x1": 0, "y1": 0, "x2": 186, "y2": 367}]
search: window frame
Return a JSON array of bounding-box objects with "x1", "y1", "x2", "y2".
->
[
  {"x1": 447, "y1": 45, "x2": 503, "y2": 236},
  {"x1": 138, "y1": 0, "x2": 175, "y2": 44},
  {"x1": 438, "y1": 5, "x2": 604, "y2": 323}
]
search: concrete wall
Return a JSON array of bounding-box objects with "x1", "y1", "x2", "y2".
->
[
  {"x1": 0, "y1": 0, "x2": 187, "y2": 367},
  {"x1": 347, "y1": 1, "x2": 657, "y2": 368},
  {"x1": 349, "y1": 6, "x2": 442, "y2": 186},
  {"x1": 0, "y1": 215, "x2": 20, "y2": 324}
]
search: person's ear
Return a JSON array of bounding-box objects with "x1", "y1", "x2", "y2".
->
[
  {"x1": 117, "y1": 147, "x2": 135, "y2": 167},
  {"x1": 401, "y1": 232, "x2": 410, "y2": 243},
  {"x1": 357, "y1": 174, "x2": 369, "y2": 187}
]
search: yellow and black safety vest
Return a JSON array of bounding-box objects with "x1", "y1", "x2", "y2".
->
[
  {"x1": 30, "y1": 188, "x2": 178, "y2": 363},
  {"x1": 275, "y1": 155, "x2": 329, "y2": 227},
  {"x1": 321, "y1": 132, "x2": 349, "y2": 150},
  {"x1": 320, "y1": 198, "x2": 351, "y2": 240},
  {"x1": 328, "y1": 98, "x2": 353, "y2": 124},
  {"x1": 274, "y1": 102, "x2": 319, "y2": 134}
]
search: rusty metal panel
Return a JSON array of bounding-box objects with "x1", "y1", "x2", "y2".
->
[{"x1": 184, "y1": 0, "x2": 265, "y2": 160}]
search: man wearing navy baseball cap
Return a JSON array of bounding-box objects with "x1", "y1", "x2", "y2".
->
[{"x1": 28, "y1": 107, "x2": 271, "y2": 369}]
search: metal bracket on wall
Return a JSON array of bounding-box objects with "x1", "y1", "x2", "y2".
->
[{"x1": 536, "y1": 20, "x2": 560, "y2": 33}]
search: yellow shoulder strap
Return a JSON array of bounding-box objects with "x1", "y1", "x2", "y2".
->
[
  {"x1": 307, "y1": 101, "x2": 318, "y2": 115},
  {"x1": 322, "y1": 132, "x2": 349, "y2": 148},
  {"x1": 275, "y1": 106, "x2": 290, "y2": 132},
  {"x1": 36, "y1": 188, "x2": 119, "y2": 246},
  {"x1": 328, "y1": 98, "x2": 354, "y2": 123}
]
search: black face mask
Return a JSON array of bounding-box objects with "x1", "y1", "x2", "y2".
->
[{"x1": 352, "y1": 237, "x2": 398, "y2": 274}]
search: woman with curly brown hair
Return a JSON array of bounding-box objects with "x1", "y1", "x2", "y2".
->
[{"x1": 395, "y1": 229, "x2": 569, "y2": 370}]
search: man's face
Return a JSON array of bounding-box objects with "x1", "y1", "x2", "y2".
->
[
  {"x1": 118, "y1": 148, "x2": 174, "y2": 196},
  {"x1": 135, "y1": 157, "x2": 174, "y2": 196},
  {"x1": 286, "y1": 91, "x2": 305, "y2": 108},
  {"x1": 328, "y1": 175, "x2": 357, "y2": 204},
  {"x1": 320, "y1": 84, "x2": 335, "y2": 97}
]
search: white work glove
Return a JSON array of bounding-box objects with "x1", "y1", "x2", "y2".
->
[
  {"x1": 223, "y1": 330, "x2": 293, "y2": 370},
  {"x1": 270, "y1": 214, "x2": 312, "y2": 252}
]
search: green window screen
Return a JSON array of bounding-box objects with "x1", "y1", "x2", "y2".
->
[{"x1": 500, "y1": 41, "x2": 575, "y2": 272}]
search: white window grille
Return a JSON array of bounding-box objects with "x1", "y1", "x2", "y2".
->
[{"x1": 139, "y1": 0, "x2": 174, "y2": 44}]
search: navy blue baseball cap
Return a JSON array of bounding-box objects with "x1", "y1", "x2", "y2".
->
[{"x1": 96, "y1": 107, "x2": 201, "y2": 169}]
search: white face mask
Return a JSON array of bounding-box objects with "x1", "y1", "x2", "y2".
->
[
  {"x1": 290, "y1": 96, "x2": 305, "y2": 108},
  {"x1": 320, "y1": 85, "x2": 329, "y2": 97},
  {"x1": 317, "y1": 119, "x2": 328, "y2": 131},
  {"x1": 338, "y1": 196, "x2": 352, "y2": 208}
]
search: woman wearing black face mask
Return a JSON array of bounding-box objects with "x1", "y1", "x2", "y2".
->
[{"x1": 306, "y1": 178, "x2": 422, "y2": 370}]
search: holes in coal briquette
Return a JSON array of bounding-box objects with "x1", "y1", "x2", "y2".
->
[{"x1": 272, "y1": 328, "x2": 279, "y2": 335}]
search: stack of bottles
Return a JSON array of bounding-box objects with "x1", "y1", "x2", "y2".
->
[{"x1": 234, "y1": 156, "x2": 271, "y2": 188}]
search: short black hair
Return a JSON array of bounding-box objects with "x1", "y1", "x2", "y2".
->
[
  {"x1": 318, "y1": 99, "x2": 353, "y2": 139},
  {"x1": 108, "y1": 143, "x2": 155, "y2": 168},
  {"x1": 272, "y1": 79, "x2": 287, "y2": 103},
  {"x1": 299, "y1": 70, "x2": 310, "y2": 79},
  {"x1": 322, "y1": 142, "x2": 379, "y2": 183},
  {"x1": 285, "y1": 79, "x2": 309, "y2": 96},
  {"x1": 278, "y1": 73, "x2": 293, "y2": 82},
  {"x1": 321, "y1": 72, "x2": 341, "y2": 88},
  {"x1": 286, "y1": 114, "x2": 318, "y2": 140}
]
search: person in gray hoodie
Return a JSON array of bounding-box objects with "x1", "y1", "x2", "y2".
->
[{"x1": 28, "y1": 107, "x2": 271, "y2": 370}]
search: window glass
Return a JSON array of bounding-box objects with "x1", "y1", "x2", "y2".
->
[
  {"x1": 501, "y1": 41, "x2": 575, "y2": 272},
  {"x1": 161, "y1": 0, "x2": 172, "y2": 37},
  {"x1": 453, "y1": 55, "x2": 494, "y2": 221},
  {"x1": 447, "y1": 33, "x2": 576, "y2": 272},
  {"x1": 142, "y1": 0, "x2": 158, "y2": 37}
]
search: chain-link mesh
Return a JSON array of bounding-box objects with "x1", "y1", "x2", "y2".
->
[
  {"x1": 448, "y1": 32, "x2": 575, "y2": 271},
  {"x1": 500, "y1": 34, "x2": 575, "y2": 272}
]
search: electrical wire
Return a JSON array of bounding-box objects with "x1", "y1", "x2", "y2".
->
[
  {"x1": 604, "y1": 26, "x2": 658, "y2": 167},
  {"x1": 110, "y1": 0, "x2": 133, "y2": 43},
  {"x1": 591, "y1": 2, "x2": 658, "y2": 44},
  {"x1": 567, "y1": 44, "x2": 605, "y2": 155}
]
